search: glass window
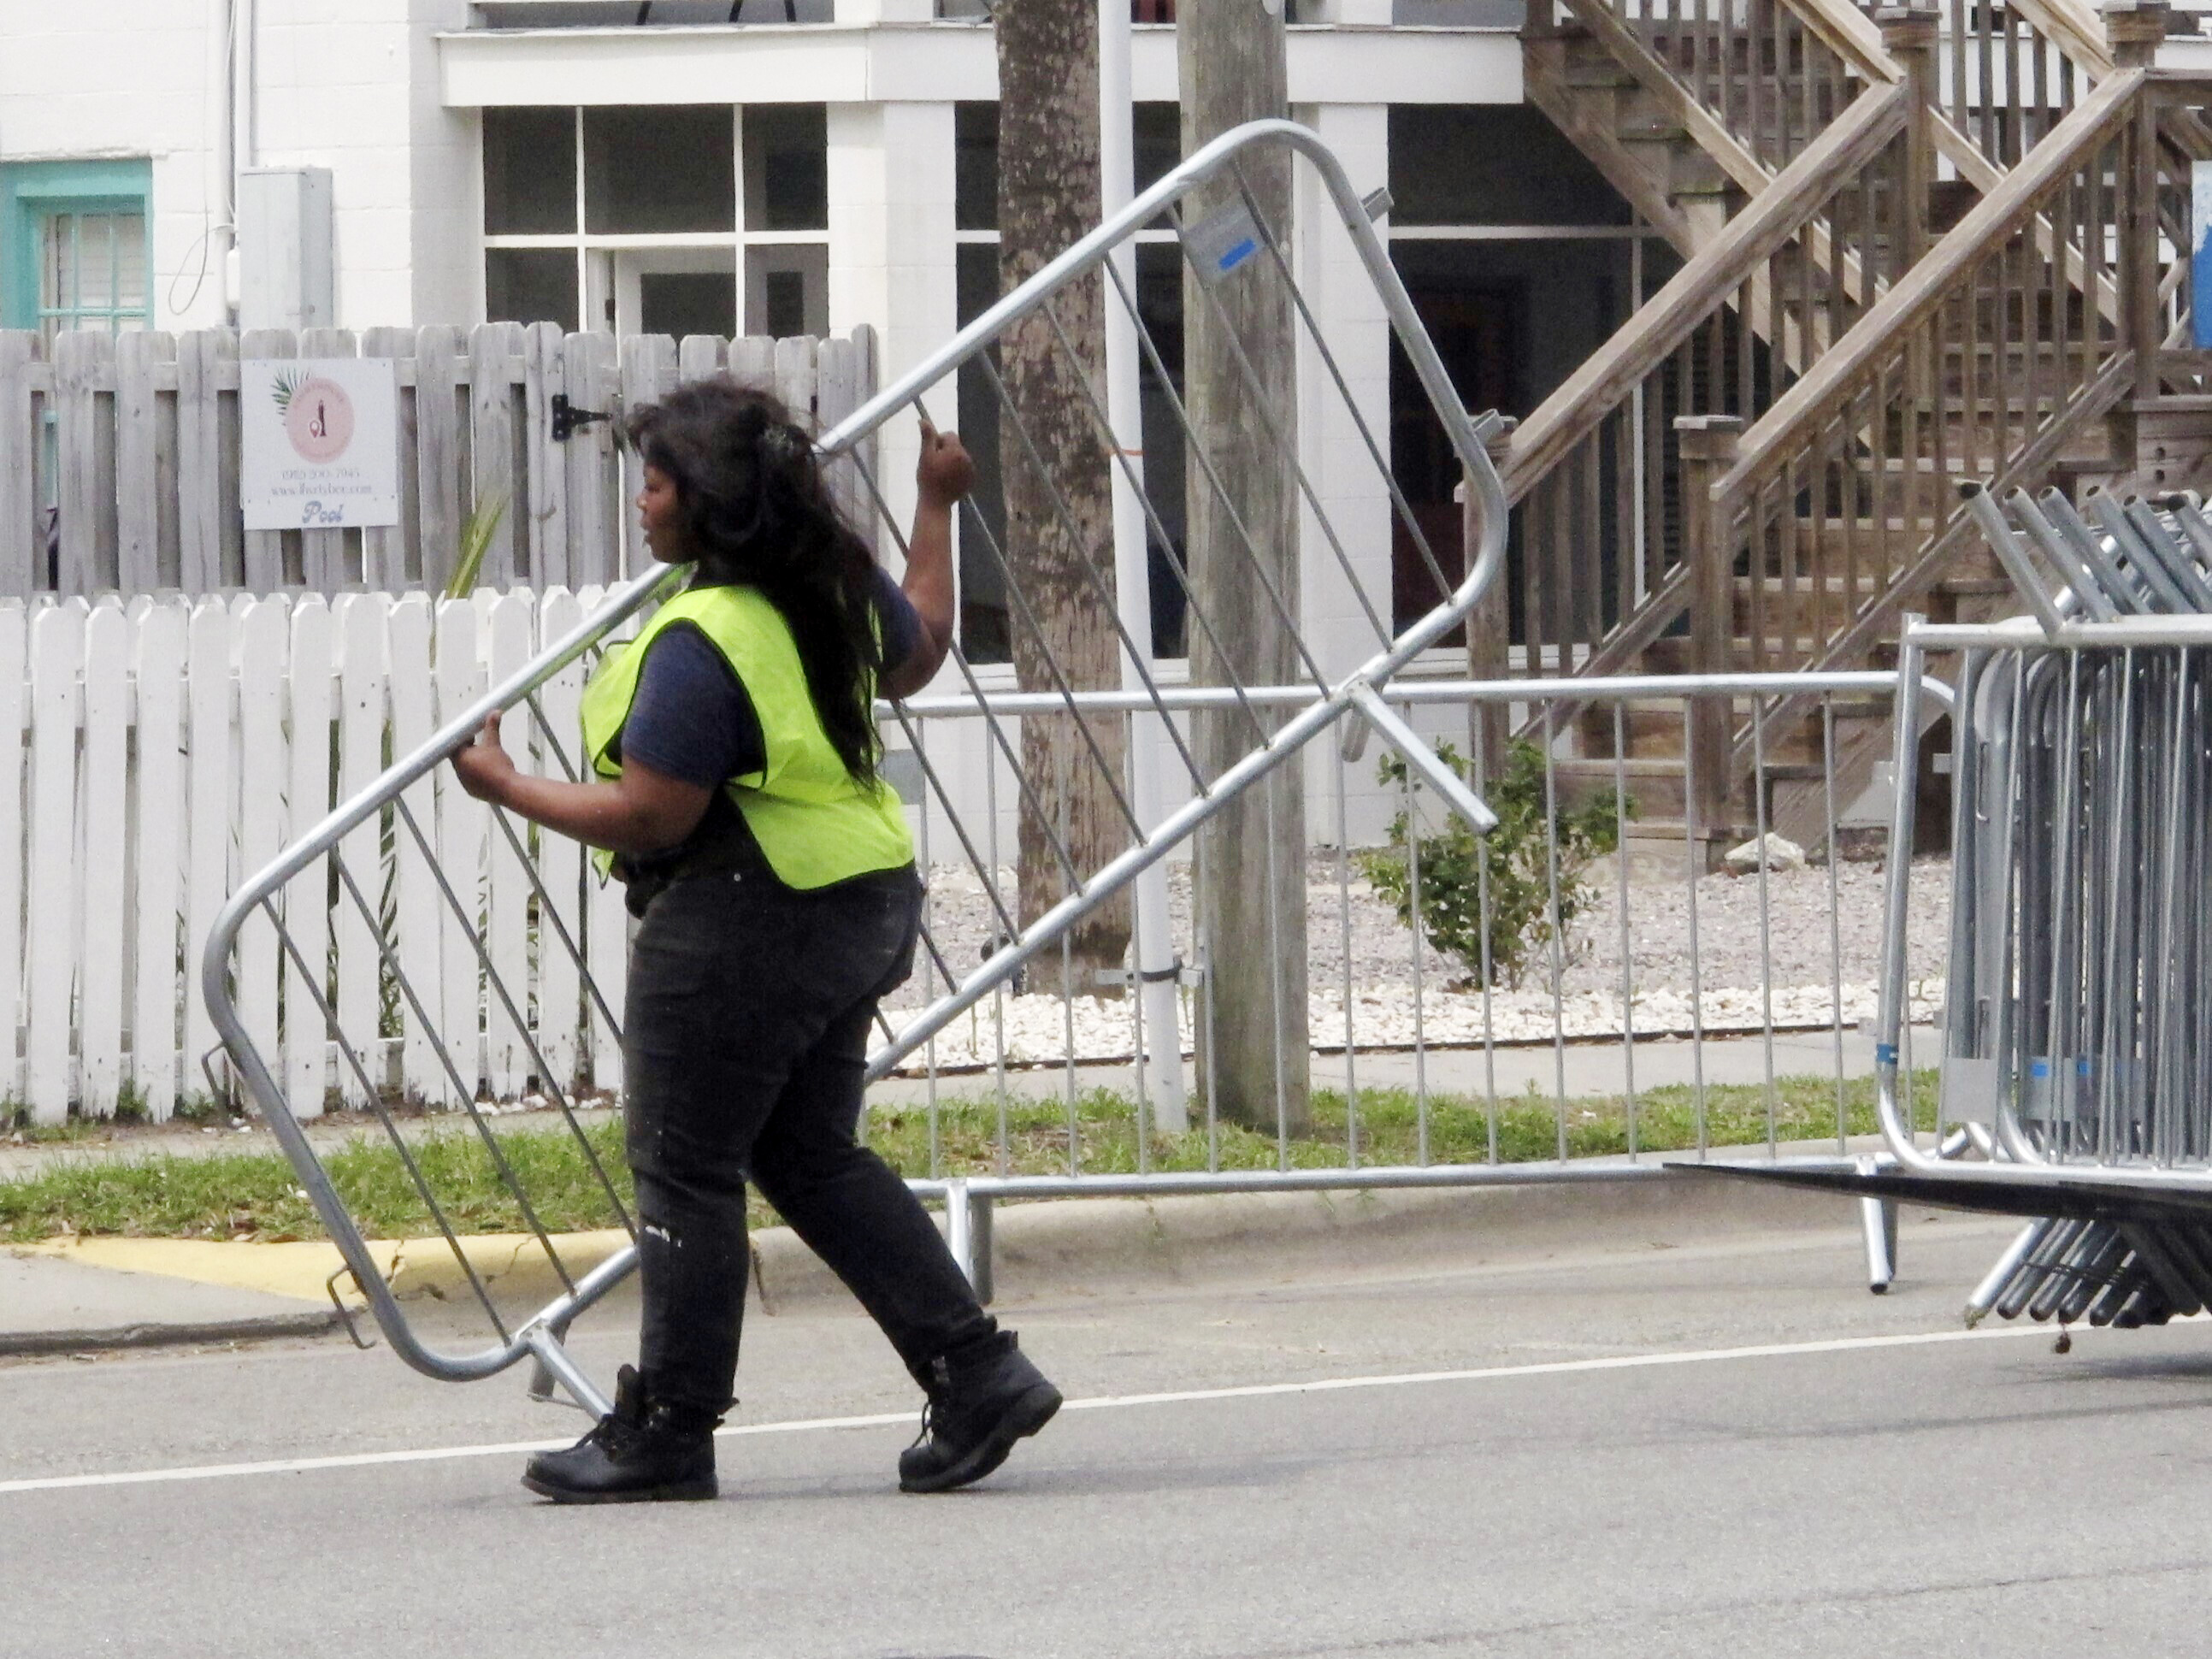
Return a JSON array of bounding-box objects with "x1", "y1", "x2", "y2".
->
[
  {"x1": 952, "y1": 239, "x2": 1188, "y2": 661},
  {"x1": 954, "y1": 242, "x2": 1009, "y2": 662},
  {"x1": 955, "y1": 103, "x2": 998, "y2": 233},
  {"x1": 745, "y1": 244, "x2": 827, "y2": 339},
  {"x1": 487, "y1": 248, "x2": 580, "y2": 331},
  {"x1": 640, "y1": 269, "x2": 738, "y2": 339},
  {"x1": 1389, "y1": 106, "x2": 1629, "y2": 227},
  {"x1": 39, "y1": 210, "x2": 148, "y2": 340},
  {"x1": 2, "y1": 160, "x2": 153, "y2": 339},
  {"x1": 583, "y1": 106, "x2": 735, "y2": 234},
  {"x1": 484, "y1": 108, "x2": 576, "y2": 236},
  {"x1": 1133, "y1": 103, "x2": 1182, "y2": 197},
  {"x1": 1133, "y1": 242, "x2": 1187, "y2": 656},
  {"x1": 742, "y1": 104, "x2": 828, "y2": 233},
  {"x1": 481, "y1": 104, "x2": 834, "y2": 343}
]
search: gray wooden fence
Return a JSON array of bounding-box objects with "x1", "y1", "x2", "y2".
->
[{"x1": 0, "y1": 322, "x2": 879, "y2": 600}]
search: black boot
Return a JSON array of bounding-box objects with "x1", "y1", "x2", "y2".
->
[
  {"x1": 522, "y1": 1366, "x2": 722, "y2": 1503},
  {"x1": 899, "y1": 1331, "x2": 1062, "y2": 1494}
]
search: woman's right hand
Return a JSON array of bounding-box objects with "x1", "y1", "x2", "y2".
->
[
  {"x1": 450, "y1": 712, "x2": 517, "y2": 806},
  {"x1": 916, "y1": 419, "x2": 976, "y2": 511}
]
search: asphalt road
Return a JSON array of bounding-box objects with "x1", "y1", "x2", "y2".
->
[{"x1": 5, "y1": 1211, "x2": 2209, "y2": 1657}]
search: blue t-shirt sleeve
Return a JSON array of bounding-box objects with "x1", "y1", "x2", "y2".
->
[
  {"x1": 872, "y1": 565, "x2": 923, "y2": 677},
  {"x1": 625, "y1": 574, "x2": 913, "y2": 790},
  {"x1": 620, "y1": 626, "x2": 766, "y2": 788}
]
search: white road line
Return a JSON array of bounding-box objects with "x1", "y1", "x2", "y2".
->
[{"x1": 0, "y1": 1322, "x2": 2062, "y2": 1498}]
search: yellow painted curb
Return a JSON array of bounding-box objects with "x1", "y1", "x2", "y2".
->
[{"x1": 17, "y1": 1231, "x2": 634, "y2": 1308}]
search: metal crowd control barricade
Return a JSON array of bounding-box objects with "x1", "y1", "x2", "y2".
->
[
  {"x1": 203, "y1": 120, "x2": 1531, "y2": 1416},
  {"x1": 1739, "y1": 481, "x2": 2212, "y2": 1332}
]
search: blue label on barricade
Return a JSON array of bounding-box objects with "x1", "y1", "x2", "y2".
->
[
  {"x1": 1875, "y1": 1043, "x2": 1898, "y2": 1066},
  {"x1": 2031, "y1": 1059, "x2": 2051, "y2": 1079}
]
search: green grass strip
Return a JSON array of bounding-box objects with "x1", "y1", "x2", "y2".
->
[{"x1": 0, "y1": 1072, "x2": 1942, "y2": 1247}]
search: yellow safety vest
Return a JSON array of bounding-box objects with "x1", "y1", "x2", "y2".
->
[{"x1": 577, "y1": 584, "x2": 913, "y2": 890}]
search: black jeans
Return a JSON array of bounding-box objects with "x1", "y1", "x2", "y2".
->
[{"x1": 622, "y1": 865, "x2": 992, "y2": 1414}]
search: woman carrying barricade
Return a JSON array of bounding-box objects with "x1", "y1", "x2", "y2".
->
[{"x1": 449, "y1": 377, "x2": 1061, "y2": 1503}]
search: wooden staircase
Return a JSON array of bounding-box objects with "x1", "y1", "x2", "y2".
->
[{"x1": 1489, "y1": 0, "x2": 2210, "y2": 859}]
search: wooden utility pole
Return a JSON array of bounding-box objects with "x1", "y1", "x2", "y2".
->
[
  {"x1": 1181, "y1": 0, "x2": 1309, "y2": 1135},
  {"x1": 996, "y1": 0, "x2": 1130, "y2": 981}
]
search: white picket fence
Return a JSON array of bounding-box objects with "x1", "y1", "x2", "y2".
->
[
  {"x1": 0, "y1": 587, "x2": 642, "y2": 1125},
  {"x1": 0, "y1": 323, "x2": 878, "y2": 601}
]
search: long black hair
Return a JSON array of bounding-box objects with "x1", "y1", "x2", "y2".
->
[{"x1": 625, "y1": 378, "x2": 884, "y2": 785}]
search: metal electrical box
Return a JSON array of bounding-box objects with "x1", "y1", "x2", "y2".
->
[{"x1": 237, "y1": 167, "x2": 335, "y2": 332}]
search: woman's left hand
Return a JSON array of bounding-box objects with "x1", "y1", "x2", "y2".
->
[{"x1": 451, "y1": 712, "x2": 517, "y2": 805}]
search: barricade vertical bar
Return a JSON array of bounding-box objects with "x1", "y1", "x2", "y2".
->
[
  {"x1": 945, "y1": 1178, "x2": 975, "y2": 1290},
  {"x1": 1335, "y1": 745, "x2": 1360, "y2": 1169},
  {"x1": 1402, "y1": 755, "x2": 1430, "y2": 1167},
  {"x1": 1542, "y1": 702, "x2": 1568, "y2": 1157},
  {"x1": 913, "y1": 716, "x2": 942, "y2": 1177},
  {"x1": 1124, "y1": 812, "x2": 1150, "y2": 1157},
  {"x1": 1472, "y1": 733, "x2": 1499, "y2": 1164},
  {"x1": 1684, "y1": 700, "x2": 1710, "y2": 1154},
  {"x1": 985, "y1": 733, "x2": 1011, "y2": 1172},
  {"x1": 1265, "y1": 782, "x2": 1291, "y2": 1172},
  {"x1": 1823, "y1": 694, "x2": 1847, "y2": 1147},
  {"x1": 1613, "y1": 701, "x2": 1638, "y2": 1157},
  {"x1": 1752, "y1": 700, "x2": 1778, "y2": 1154}
]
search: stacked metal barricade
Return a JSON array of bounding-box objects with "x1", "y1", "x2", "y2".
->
[{"x1": 1857, "y1": 484, "x2": 2212, "y2": 1329}]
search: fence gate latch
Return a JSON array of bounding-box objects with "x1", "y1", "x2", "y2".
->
[{"x1": 551, "y1": 393, "x2": 612, "y2": 443}]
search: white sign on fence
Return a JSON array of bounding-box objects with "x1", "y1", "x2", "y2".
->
[{"x1": 240, "y1": 357, "x2": 401, "y2": 530}]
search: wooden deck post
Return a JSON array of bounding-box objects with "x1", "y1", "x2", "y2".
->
[
  {"x1": 1879, "y1": 9, "x2": 1938, "y2": 414},
  {"x1": 1465, "y1": 415, "x2": 1515, "y2": 777},
  {"x1": 1678, "y1": 413, "x2": 1743, "y2": 842},
  {"x1": 2107, "y1": 2, "x2": 2168, "y2": 405}
]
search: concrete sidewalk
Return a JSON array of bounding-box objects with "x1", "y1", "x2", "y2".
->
[{"x1": 0, "y1": 1249, "x2": 341, "y2": 1355}]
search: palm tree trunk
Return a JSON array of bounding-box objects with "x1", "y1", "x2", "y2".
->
[{"x1": 994, "y1": 0, "x2": 1132, "y2": 989}]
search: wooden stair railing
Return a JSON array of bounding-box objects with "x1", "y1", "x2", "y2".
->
[
  {"x1": 1455, "y1": 82, "x2": 1913, "y2": 695},
  {"x1": 1540, "y1": 0, "x2": 2124, "y2": 352},
  {"x1": 1493, "y1": 0, "x2": 2168, "y2": 853},
  {"x1": 1684, "y1": 68, "x2": 2171, "y2": 837}
]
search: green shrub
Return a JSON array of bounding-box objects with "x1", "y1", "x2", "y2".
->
[{"x1": 1359, "y1": 739, "x2": 1634, "y2": 990}]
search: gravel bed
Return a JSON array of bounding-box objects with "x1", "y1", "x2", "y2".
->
[{"x1": 878, "y1": 851, "x2": 1954, "y2": 1072}]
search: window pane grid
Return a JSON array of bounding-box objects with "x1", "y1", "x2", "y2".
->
[
  {"x1": 482, "y1": 102, "x2": 829, "y2": 336},
  {"x1": 37, "y1": 210, "x2": 151, "y2": 339}
]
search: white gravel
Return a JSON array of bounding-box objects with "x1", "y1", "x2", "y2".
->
[{"x1": 878, "y1": 852, "x2": 1952, "y2": 1073}]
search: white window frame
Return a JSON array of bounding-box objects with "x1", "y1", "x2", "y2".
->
[{"x1": 480, "y1": 107, "x2": 833, "y2": 337}]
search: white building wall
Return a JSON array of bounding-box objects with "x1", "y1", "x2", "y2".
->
[
  {"x1": 1292, "y1": 100, "x2": 1405, "y2": 845},
  {"x1": 0, "y1": 0, "x2": 231, "y2": 330},
  {"x1": 3, "y1": 0, "x2": 475, "y2": 332},
  {"x1": 404, "y1": 0, "x2": 481, "y2": 327},
  {"x1": 827, "y1": 98, "x2": 957, "y2": 580},
  {"x1": 252, "y1": 0, "x2": 475, "y2": 329}
]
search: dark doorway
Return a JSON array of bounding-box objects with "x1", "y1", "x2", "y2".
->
[
  {"x1": 640, "y1": 273, "x2": 736, "y2": 341},
  {"x1": 1389, "y1": 280, "x2": 1518, "y2": 637}
]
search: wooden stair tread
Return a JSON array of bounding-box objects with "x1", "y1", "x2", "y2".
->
[
  {"x1": 1554, "y1": 756, "x2": 1692, "y2": 776},
  {"x1": 1754, "y1": 522, "x2": 1935, "y2": 537}
]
